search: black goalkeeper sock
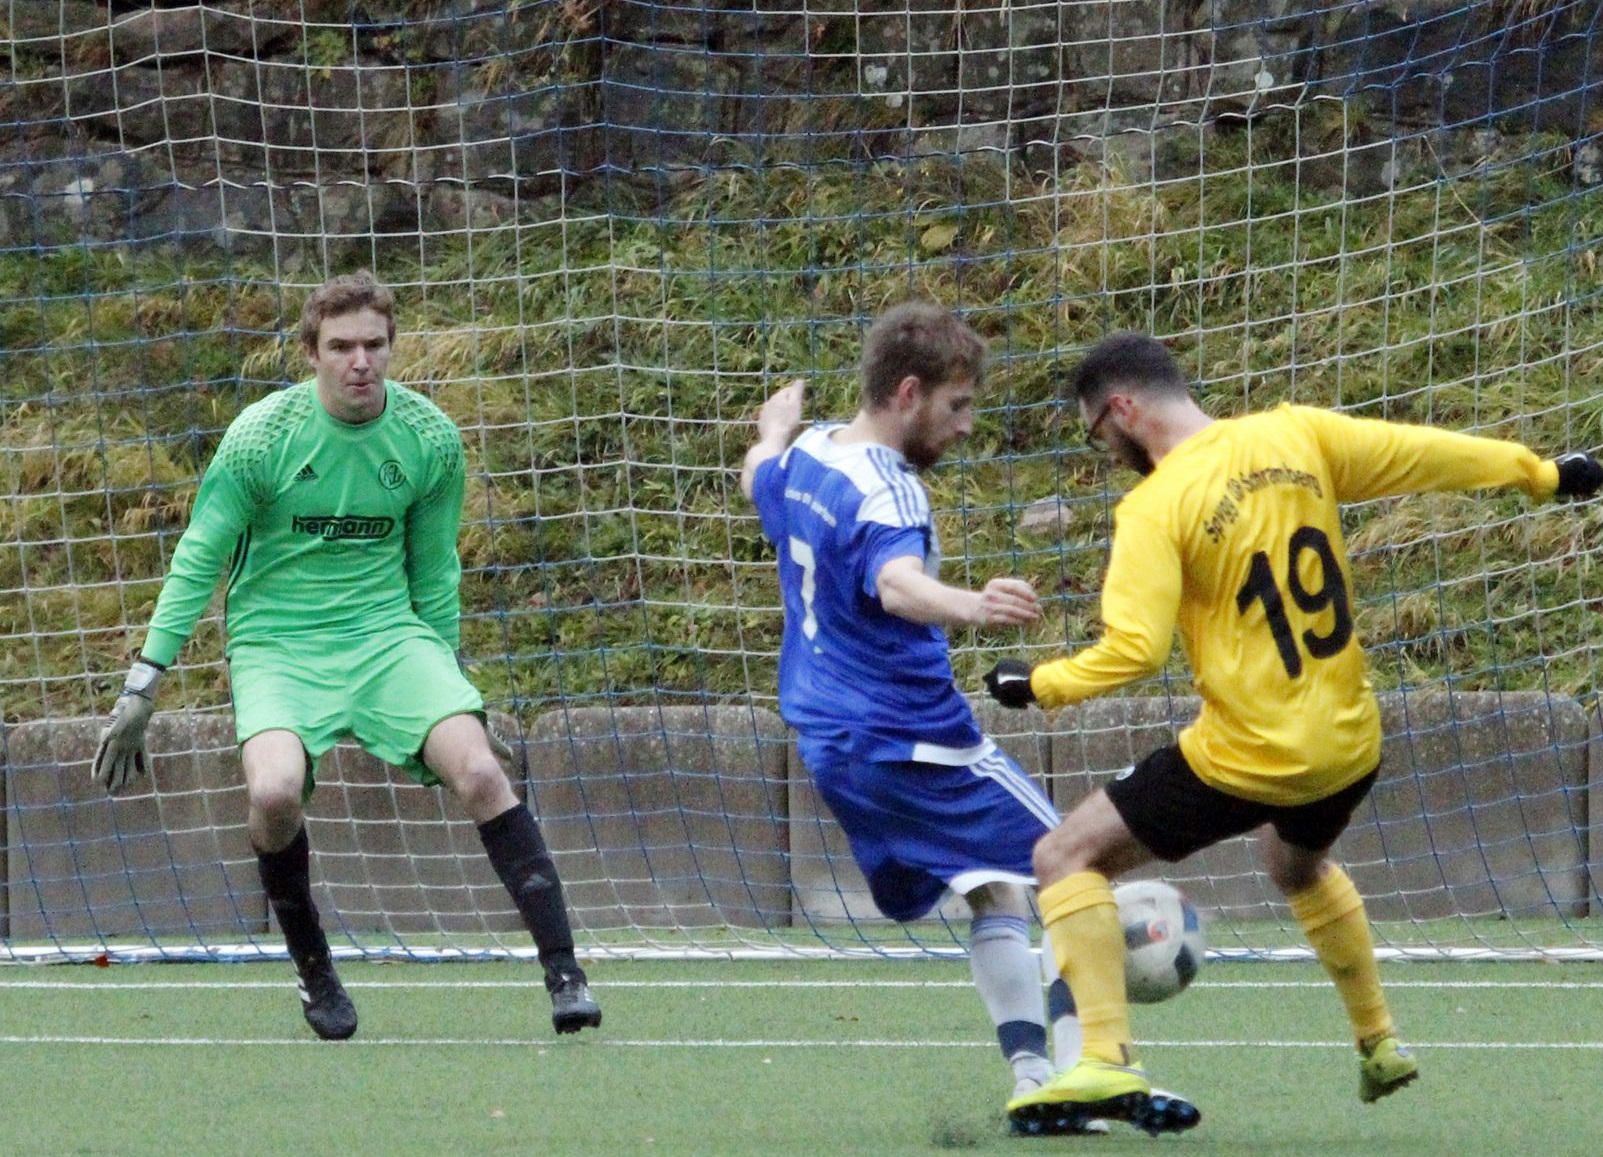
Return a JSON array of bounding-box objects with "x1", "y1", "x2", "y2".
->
[
  {"x1": 478, "y1": 804, "x2": 583, "y2": 986},
  {"x1": 255, "y1": 826, "x2": 331, "y2": 966}
]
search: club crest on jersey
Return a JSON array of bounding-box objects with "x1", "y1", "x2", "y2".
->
[
  {"x1": 379, "y1": 460, "x2": 407, "y2": 490},
  {"x1": 292, "y1": 514, "x2": 395, "y2": 541}
]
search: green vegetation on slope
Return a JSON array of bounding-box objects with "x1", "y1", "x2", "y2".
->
[{"x1": 4, "y1": 119, "x2": 1601, "y2": 725}]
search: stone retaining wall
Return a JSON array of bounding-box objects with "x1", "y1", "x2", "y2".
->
[{"x1": 2, "y1": 692, "x2": 1595, "y2": 941}]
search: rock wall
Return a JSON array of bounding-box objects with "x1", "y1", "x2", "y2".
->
[{"x1": 2, "y1": 1, "x2": 1599, "y2": 254}]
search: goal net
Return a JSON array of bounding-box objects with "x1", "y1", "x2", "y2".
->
[{"x1": 2, "y1": 1, "x2": 1600, "y2": 962}]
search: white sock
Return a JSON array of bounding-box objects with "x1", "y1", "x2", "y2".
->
[
  {"x1": 1012, "y1": 1052, "x2": 1053, "y2": 1088},
  {"x1": 970, "y1": 914, "x2": 1048, "y2": 1068}
]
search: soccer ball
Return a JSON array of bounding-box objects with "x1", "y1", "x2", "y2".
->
[{"x1": 1115, "y1": 880, "x2": 1205, "y2": 1004}]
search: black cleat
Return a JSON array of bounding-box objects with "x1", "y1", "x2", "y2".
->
[
  {"x1": 1133, "y1": 1090, "x2": 1202, "y2": 1136},
  {"x1": 1007, "y1": 1059, "x2": 1200, "y2": 1138},
  {"x1": 295, "y1": 955, "x2": 358, "y2": 1041},
  {"x1": 550, "y1": 975, "x2": 602, "y2": 1034},
  {"x1": 1010, "y1": 1092, "x2": 1200, "y2": 1138}
]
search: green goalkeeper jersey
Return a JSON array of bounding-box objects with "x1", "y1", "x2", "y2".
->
[{"x1": 140, "y1": 380, "x2": 467, "y2": 666}]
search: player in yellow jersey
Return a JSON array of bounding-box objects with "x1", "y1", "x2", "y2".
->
[
  {"x1": 983, "y1": 332, "x2": 1602, "y2": 1134},
  {"x1": 91, "y1": 272, "x2": 601, "y2": 1041}
]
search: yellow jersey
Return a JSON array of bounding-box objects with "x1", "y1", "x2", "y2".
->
[{"x1": 1030, "y1": 404, "x2": 1559, "y2": 804}]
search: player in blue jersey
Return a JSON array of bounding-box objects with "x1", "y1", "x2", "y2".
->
[{"x1": 741, "y1": 301, "x2": 1093, "y2": 1126}]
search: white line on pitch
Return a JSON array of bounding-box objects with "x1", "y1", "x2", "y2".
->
[
  {"x1": 0, "y1": 1035, "x2": 1599, "y2": 1049},
  {"x1": 2, "y1": 978, "x2": 1602, "y2": 990}
]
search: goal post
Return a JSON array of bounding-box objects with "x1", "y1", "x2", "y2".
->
[{"x1": 2, "y1": 1, "x2": 1601, "y2": 962}]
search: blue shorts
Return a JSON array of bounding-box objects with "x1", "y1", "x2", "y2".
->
[{"x1": 800, "y1": 737, "x2": 1059, "y2": 922}]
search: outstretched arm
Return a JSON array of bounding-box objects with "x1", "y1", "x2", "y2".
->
[
  {"x1": 740, "y1": 379, "x2": 805, "y2": 502},
  {"x1": 876, "y1": 555, "x2": 1040, "y2": 630},
  {"x1": 1299, "y1": 406, "x2": 1600, "y2": 504},
  {"x1": 985, "y1": 509, "x2": 1180, "y2": 710}
]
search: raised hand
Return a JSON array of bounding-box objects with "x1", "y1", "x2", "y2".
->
[{"x1": 757, "y1": 379, "x2": 806, "y2": 446}]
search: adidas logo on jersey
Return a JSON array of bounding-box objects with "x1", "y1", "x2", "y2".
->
[{"x1": 294, "y1": 463, "x2": 318, "y2": 482}]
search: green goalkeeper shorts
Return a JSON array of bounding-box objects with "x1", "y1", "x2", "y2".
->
[{"x1": 227, "y1": 624, "x2": 483, "y2": 793}]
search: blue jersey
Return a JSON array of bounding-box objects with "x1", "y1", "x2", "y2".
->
[{"x1": 751, "y1": 425, "x2": 984, "y2": 762}]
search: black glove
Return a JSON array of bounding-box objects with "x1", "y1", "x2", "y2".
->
[
  {"x1": 1554, "y1": 452, "x2": 1603, "y2": 499},
  {"x1": 983, "y1": 659, "x2": 1037, "y2": 709}
]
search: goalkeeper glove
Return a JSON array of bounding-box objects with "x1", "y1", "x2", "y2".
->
[
  {"x1": 92, "y1": 659, "x2": 165, "y2": 794},
  {"x1": 983, "y1": 659, "x2": 1037, "y2": 709},
  {"x1": 485, "y1": 719, "x2": 524, "y2": 773},
  {"x1": 458, "y1": 652, "x2": 524, "y2": 773},
  {"x1": 1554, "y1": 452, "x2": 1603, "y2": 499}
]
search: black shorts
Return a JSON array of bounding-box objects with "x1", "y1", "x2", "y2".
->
[{"x1": 1104, "y1": 744, "x2": 1378, "y2": 864}]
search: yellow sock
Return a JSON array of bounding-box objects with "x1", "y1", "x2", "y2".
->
[
  {"x1": 1039, "y1": 871, "x2": 1132, "y2": 1065},
  {"x1": 1287, "y1": 866, "x2": 1393, "y2": 1048}
]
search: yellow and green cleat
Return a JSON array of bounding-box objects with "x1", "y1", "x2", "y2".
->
[
  {"x1": 1006, "y1": 1058, "x2": 1201, "y2": 1137},
  {"x1": 1359, "y1": 1036, "x2": 1419, "y2": 1103}
]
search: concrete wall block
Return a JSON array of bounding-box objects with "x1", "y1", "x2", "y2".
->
[
  {"x1": 303, "y1": 728, "x2": 525, "y2": 936},
  {"x1": 4, "y1": 713, "x2": 263, "y2": 942},
  {"x1": 4, "y1": 686, "x2": 1592, "y2": 945},
  {"x1": 526, "y1": 704, "x2": 792, "y2": 931},
  {"x1": 1347, "y1": 692, "x2": 1591, "y2": 920},
  {"x1": 1044, "y1": 694, "x2": 1188, "y2": 805},
  {"x1": 1043, "y1": 691, "x2": 1591, "y2": 921}
]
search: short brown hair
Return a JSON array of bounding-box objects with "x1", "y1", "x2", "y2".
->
[
  {"x1": 298, "y1": 270, "x2": 396, "y2": 352},
  {"x1": 860, "y1": 301, "x2": 985, "y2": 408}
]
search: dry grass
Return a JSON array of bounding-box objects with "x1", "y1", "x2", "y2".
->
[{"x1": 4, "y1": 107, "x2": 1602, "y2": 724}]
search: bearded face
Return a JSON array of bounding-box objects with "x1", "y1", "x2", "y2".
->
[
  {"x1": 1082, "y1": 393, "x2": 1156, "y2": 477},
  {"x1": 902, "y1": 378, "x2": 976, "y2": 471},
  {"x1": 1108, "y1": 423, "x2": 1156, "y2": 476}
]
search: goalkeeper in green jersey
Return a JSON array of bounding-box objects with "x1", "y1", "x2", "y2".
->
[
  {"x1": 983, "y1": 332, "x2": 1602, "y2": 1134},
  {"x1": 92, "y1": 271, "x2": 601, "y2": 1040}
]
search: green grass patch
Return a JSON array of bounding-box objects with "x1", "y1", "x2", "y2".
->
[{"x1": 1, "y1": 957, "x2": 1600, "y2": 1156}]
